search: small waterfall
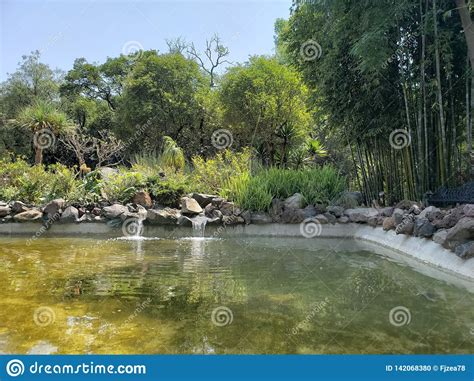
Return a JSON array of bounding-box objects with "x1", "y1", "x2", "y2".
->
[
  {"x1": 135, "y1": 206, "x2": 147, "y2": 238},
  {"x1": 191, "y1": 216, "x2": 208, "y2": 237}
]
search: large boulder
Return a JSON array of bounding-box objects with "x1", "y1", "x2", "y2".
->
[
  {"x1": 284, "y1": 193, "x2": 304, "y2": 209},
  {"x1": 181, "y1": 197, "x2": 203, "y2": 215},
  {"x1": 395, "y1": 215, "x2": 415, "y2": 235},
  {"x1": 270, "y1": 198, "x2": 284, "y2": 222},
  {"x1": 368, "y1": 215, "x2": 383, "y2": 227},
  {"x1": 132, "y1": 191, "x2": 152, "y2": 208},
  {"x1": 13, "y1": 209, "x2": 42, "y2": 222},
  {"x1": 43, "y1": 199, "x2": 65, "y2": 218},
  {"x1": 191, "y1": 193, "x2": 219, "y2": 208},
  {"x1": 418, "y1": 206, "x2": 441, "y2": 221},
  {"x1": 413, "y1": 218, "x2": 436, "y2": 238},
  {"x1": 60, "y1": 206, "x2": 79, "y2": 223},
  {"x1": 147, "y1": 208, "x2": 181, "y2": 225},
  {"x1": 444, "y1": 217, "x2": 474, "y2": 249},
  {"x1": 0, "y1": 205, "x2": 11, "y2": 217},
  {"x1": 454, "y1": 242, "x2": 474, "y2": 259},
  {"x1": 303, "y1": 205, "x2": 319, "y2": 218},
  {"x1": 392, "y1": 208, "x2": 405, "y2": 225},
  {"x1": 219, "y1": 201, "x2": 240, "y2": 216},
  {"x1": 434, "y1": 206, "x2": 465, "y2": 229},
  {"x1": 102, "y1": 204, "x2": 128, "y2": 219},
  {"x1": 204, "y1": 203, "x2": 223, "y2": 220},
  {"x1": 344, "y1": 208, "x2": 379, "y2": 223}
]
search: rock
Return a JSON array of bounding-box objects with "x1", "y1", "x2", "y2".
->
[
  {"x1": 463, "y1": 204, "x2": 474, "y2": 218},
  {"x1": 204, "y1": 203, "x2": 223, "y2": 220},
  {"x1": 132, "y1": 191, "x2": 152, "y2": 208},
  {"x1": 94, "y1": 215, "x2": 105, "y2": 222},
  {"x1": 13, "y1": 209, "x2": 42, "y2": 222},
  {"x1": 314, "y1": 214, "x2": 329, "y2": 224},
  {"x1": 219, "y1": 201, "x2": 240, "y2": 216},
  {"x1": 0, "y1": 205, "x2": 11, "y2": 217},
  {"x1": 91, "y1": 207, "x2": 102, "y2": 216},
  {"x1": 323, "y1": 212, "x2": 336, "y2": 224},
  {"x1": 250, "y1": 212, "x2": 272, "y2": 224},
  {"x1": 434, "y1": 207, "x2": 465, "y2": 229},
  {"x1": 419, "y1": 206, "x2": 440, "y2": 220},
  {"x1": 11, "y1": 201, "x2": 29, "y2": 214},
  {"x1": 210, "y1": 197, "x2": 225, "y2": 207},
  {"x1": 383, "y1": 217, "x2": 396, "y2": 231},
  {"x1": 43, "y1": 199, "x2": 65, "y2": 218},
  {"x1": 270, "y1": 198, "x2": 284, "y2": 222},
  {"x1": 147, "y1": 208, "x2": 181, "y2": 225},
  {"x1": 181, "y1": 197, "x2": 203, "y2": 215},
  {"x1": 280, "y1": 208, "x2": 305, "y2": 223},
  {"x1": 222, "y1": 215, "x2": 245, "y2": 225},
  {"x1": 454, "y1": 242, "x2": 474, "y2": 259},
  {"x1": 338, "y1": 216, "x2": 349, "y2": 224},
  {"x1": 392, "y1": 208, "x2": 405, "y2": 225},
  {"x1": 191, "y1": 193, "x2": 219, "y2": 208},
  {"x1": 432, "y1": 229, "x2": 448, "y2": 246},
  {"x1": 413, "y1": 218, "x2": 436, "y2": 238},
  {"x1": 60, "y1": 206, "x2": 79, "y2": 223},
  {"x1": 367, "y1": 216, "x2": 380, "y2": 227},
  {"x1": 102, "y1": 204, "x2": 128, "y2": 219},
  {"x1": 77, "y1": 213, "x2": 94, "y2": 223},
  {"x1": 395, "y1": 200, "x2": 420, "y2": 210},
  {"x1": 240, "y1": 210, "x2": 251, "y2": 225},
  {"x1": 327, "y1": 205, "x2": 344, "y2": 217},
  {"x1": 380, "y1": 207, "x2": 394, "y2": 217},
  {"x1": 302, "y1": 205, "x2": 318, "y2": 218},
  {"x1": 284, "y1": 193, "x2": 304, "y2": 209},
  {"x1": 395, "y1": 215, "x2": 415, "y2": 235},
  {"x1": 344, "y1": 208, "x2": 379, "y2": 223},
  {"x1": 444, "y1": 217, "x2": 474, "y2": 249}
]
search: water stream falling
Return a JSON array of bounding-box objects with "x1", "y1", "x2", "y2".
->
[{"x1": 191, "y1": 216, "x2": 208, "y2": 237}]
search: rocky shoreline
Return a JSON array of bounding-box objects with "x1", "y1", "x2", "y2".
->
[{"x1": 0, "y1": 191, "x2": 473, "y2": 260}]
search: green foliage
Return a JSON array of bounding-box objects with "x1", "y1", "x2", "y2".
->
[
  {"x1": 146, "y1": 175, "x2": 189, "y2": 207},
  {"x1": 191, "y1": 149, "x2": 251, "y2": 194},
  {"x1": 225, "y1": 166, "x2": 346, "y2": 211},
  {"x1": 161, "y1": 136, "x2": 185, "y2": 172},
  {"x1": 101, "y1": 169, "x2": 146, "y2": 203},
  {"x1": 219, "y1": 56, "x2": 311, "y2": 166}
]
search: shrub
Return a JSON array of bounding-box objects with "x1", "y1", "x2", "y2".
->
[
  {"x1": 101, "y1": 169, "x2": 146, "y2": 203},
  {"x1": 147, "y1": 175, "x2": 189, "y2": 207},
  {"x1": 191, "y1": 149, "x2": 251, "y2": 194},
  {"x1": 225, "y1": 165, "x2": 346, "y2": 211},
  {"x1": 48, "y1": 164, "x2": 81, "y2": 201}
]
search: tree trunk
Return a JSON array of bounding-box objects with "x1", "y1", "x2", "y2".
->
[
  {"x1": 433, "y1": 0, "x2": 447, "y2": 184},
  {"x1": 34, "y1": 147, "x2": 43, "y2": 165},
  {"x1": 456, "y1": 0, "x2": 474, "y2": 68}
]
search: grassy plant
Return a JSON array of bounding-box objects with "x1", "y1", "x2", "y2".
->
[{"x1": 101, "y1": 168, "x2": 146, "y2": 203}]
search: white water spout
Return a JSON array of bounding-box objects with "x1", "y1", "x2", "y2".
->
[{"x1": 191, "y1": 215, "x2": 208, "y2": 237}]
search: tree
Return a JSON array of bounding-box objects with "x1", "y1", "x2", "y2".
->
[
  {"x1": 219, "y1": 56, "x2": 311, "y2": 166},
  {"x1": 187, "y1": 34, "x2": 230, "y2": 87},
  {"x1": 17, "y1": 101, "x2": 73, "y2": 165},
  {"x1": 116, "y1": 52, "x2": 209, "y2": 156}
]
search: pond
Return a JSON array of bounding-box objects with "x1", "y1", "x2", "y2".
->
[{"x1": 0, "y1": 235, "x2": 472, "y2": 354}]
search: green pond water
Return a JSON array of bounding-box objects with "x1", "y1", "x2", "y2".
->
[{"x1": 0, "y1": 235, "x2": 472, "y2": 354}]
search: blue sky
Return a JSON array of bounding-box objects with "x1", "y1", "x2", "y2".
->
[{"x1": 0, "y1": 0, "x2": 292, "y2": 81}]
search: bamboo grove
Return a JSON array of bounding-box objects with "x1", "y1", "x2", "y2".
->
[{"x1": 280, "y1": 0, "x2": 473, "y2": 204}]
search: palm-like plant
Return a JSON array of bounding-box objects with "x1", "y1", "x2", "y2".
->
[
  {"x1": 161, "y1": 136, "x2": 185, "y2": 172},
  {"x1": 17, "y1": 101, "x2": 73, "y2": 165}
]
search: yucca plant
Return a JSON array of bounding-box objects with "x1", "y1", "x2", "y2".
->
[{"x1": 17, "y1": 101, "x2": 73, "y2": 165}]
